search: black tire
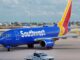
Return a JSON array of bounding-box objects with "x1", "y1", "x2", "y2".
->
[
  {"x1": 3, "y1": 45, "x2": 11, "y2": 51},
  {"x1": 7, "y1": 48, "x2": 10, "y2": 51},
  {"x1": 27, "y1": 44, "x2": 34, "y2": 48}
]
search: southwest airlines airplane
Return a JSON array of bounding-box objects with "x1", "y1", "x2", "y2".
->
[{"x1": 0, "y1": 0, "x2": 72, "y2": 51}]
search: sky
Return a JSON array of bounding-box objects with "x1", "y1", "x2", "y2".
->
[{"x1": 0, "y1": 0, "x2": 80, "y2": 23}]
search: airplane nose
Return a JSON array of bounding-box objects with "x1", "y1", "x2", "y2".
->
[
  {"x1": 0, "y1": 37, "x2": 3, "y2": 44},
  {"x1": 0, "y1": 40, "x2": 2, "y2": 44}
]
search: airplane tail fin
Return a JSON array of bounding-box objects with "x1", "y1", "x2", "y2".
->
[{"x1": 58, "y1": 0, "x2": 72, "y2": 36}]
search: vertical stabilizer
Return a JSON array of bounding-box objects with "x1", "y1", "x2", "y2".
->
[{"x1": 58, "y1": 0, "x2": 72, "y2": 36}]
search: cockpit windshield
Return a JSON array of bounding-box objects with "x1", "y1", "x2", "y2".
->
[{"x1": 1, "y1": 32, "x2": 11, "y2": 38}]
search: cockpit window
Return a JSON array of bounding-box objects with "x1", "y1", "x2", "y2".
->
[{"x1": 1, "y1": 33, "x2": 11, "y2": 37}]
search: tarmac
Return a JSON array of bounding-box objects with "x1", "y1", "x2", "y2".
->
[{"x1": 0, "y1": 37, "x2": 80, "y2": 60}]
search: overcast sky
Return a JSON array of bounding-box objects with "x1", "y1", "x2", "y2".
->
[{"x1": 0, "y1": 0, "x2": 80, "y2": 23}]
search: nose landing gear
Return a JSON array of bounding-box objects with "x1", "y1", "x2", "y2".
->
[{"x1": 6, "y1": 46, "x2": 11, "y2": 51}]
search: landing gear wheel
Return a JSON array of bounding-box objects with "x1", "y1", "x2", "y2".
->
[
  {"x1": 27, "y1": 44, "x2": 34, "y2": 48},
  {"x1": 7, "y1": 48, "x2": 10, "y2": 51},
  {"x1": 6, "y1": 46, "x2": 11, "y2": 51}
]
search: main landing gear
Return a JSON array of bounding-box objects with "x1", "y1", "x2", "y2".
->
[
  {"x1": 27, "y1": 44, "x2": 34, "y2": 48},
  {"x1": 7, "y1": 48, "x2": 10, "y2": 51}
]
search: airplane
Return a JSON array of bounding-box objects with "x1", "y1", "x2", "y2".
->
[{"x1": 0, "y1": 0, "x2": 72, "y2": 51}]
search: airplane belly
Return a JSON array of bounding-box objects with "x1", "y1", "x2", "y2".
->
[{"x1": 2, "y1": 37, "x2": 34, "y2": 46}]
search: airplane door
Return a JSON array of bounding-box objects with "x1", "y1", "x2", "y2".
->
[
  {"x1": 14, "y1": 30, "x2": 29, "y2": 44},
  {"x1": 14, "y1": 31, "x2": 22, "y2": 44},
  {"x1": 14, "y1": 30, "x2": 34, "y2": 44}
]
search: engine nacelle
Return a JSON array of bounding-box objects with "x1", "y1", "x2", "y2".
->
[{"x1": 40, "y1": 39, "x2": 54, "y2": 48}]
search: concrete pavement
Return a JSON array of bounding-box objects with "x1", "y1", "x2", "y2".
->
[{"x1": 0, "y1": 37, "x2": 80, "y2": 60}]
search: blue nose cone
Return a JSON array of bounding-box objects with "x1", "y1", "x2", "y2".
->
[{"x1": 0, "y1": 36, "x2": 3, "y2": 44}]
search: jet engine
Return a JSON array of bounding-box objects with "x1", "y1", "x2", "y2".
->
[{"x1": 39, "y1": 39, "x2": 54, "y2": 48}]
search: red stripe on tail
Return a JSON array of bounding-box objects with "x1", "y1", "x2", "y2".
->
[{"x1": 63, "y1": 2, "x2": 72, "y2": 34}]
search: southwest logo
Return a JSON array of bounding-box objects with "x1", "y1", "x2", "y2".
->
[{"x1": 20, "y1": 30, "x2": 46, "y2": 37}]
